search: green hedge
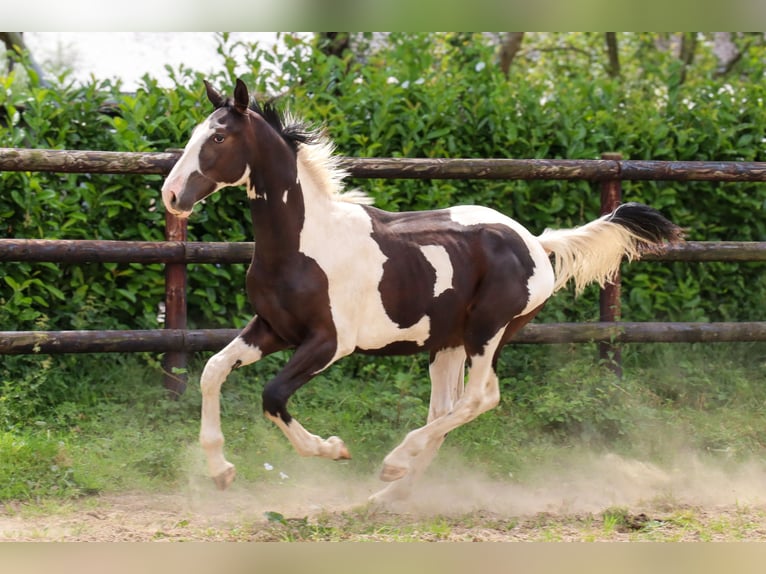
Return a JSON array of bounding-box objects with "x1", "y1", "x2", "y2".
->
[{"x1": 1, "y1": 33, "x2": 764, "y2": 332}]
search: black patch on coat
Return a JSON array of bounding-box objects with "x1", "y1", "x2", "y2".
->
[{"x1": 362, "y1": 205, "x2": 539, "y2": 356}]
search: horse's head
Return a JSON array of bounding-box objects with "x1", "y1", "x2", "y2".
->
[{"x1": 162, "y1": 79, "x2": 257, "y2": 218}]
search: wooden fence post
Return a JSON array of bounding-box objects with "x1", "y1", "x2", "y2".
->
[
  {"x1": 162, "y1": 211, "x2": 188, "y2": 396},
  {"x1": 599, "y1": 152, "x2": 623, "y2": 376}
]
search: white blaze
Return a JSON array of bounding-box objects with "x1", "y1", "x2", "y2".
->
[
  {"x1": 163, "y1": 115, "x2": 252, "y2": 209},
  {"x1": 161, "y1": 119, "x2": 214, "y2": 210}
]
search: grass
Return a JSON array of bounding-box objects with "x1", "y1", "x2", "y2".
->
[{"x1": 1, "y1": 342, "x2": 766, "y2": 540}]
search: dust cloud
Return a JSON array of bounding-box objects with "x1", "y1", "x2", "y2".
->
[
  {"x1": 177, "y1": 442, "x2": 766, "y2": 522},
  {"x1": 394, "y1": 452, "x2": 766, "y2": 517}
]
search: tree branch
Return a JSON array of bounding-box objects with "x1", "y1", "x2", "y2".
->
[
  {"x1": 499, "y1": 32, "x2": 525, "y2": 78},
  {"x1": 605, "y1": 32, "x2": 620, "y2": 78},
  {"x1": 0, "y1": 32, "x2": 49, "y2": 86},
  {"x1": 678, "y1": 32, "x2": 698, "y2": 85}
]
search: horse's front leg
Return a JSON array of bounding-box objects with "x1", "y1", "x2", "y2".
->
[
  {"x1": 200, "y1": 316, "x2": 287, "y2": 490},
  {"x1": 262, "y1": 336, "x2": 351, "y2": 461}
]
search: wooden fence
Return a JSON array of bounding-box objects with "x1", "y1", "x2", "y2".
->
[{"x1": 1, "y1": 148, "x2": 766, "y2": 394}]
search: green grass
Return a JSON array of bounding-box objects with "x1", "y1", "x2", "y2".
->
[{"x1": 1, "y1": 342, "x2": 765, "y2": 503}]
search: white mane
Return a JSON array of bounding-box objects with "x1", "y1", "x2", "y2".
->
[{"x1": 285, "y1": 114, "x2": 373, "y2": 205}]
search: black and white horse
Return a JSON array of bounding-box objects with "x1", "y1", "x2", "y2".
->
[{"x1": 161, "y1": 79, "x2": 683, "y2": 504}]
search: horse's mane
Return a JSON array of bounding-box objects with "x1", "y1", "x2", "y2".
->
[{"x1": 247, "y1": 99, "x2": 373, "y2": 205}]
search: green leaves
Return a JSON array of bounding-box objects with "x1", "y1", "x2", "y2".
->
[{"x1": 1, "y1": 33, "x2": 764, "y2": 332}]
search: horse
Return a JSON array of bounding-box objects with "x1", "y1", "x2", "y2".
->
[{"x1": 161, "y1": 78, "x2": 684, "y2": 505}]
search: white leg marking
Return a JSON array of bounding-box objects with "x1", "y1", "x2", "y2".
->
[
  {"x1": 426, "y1": 347, "x2": 466, "y2": 424},
  {"x1": 419, "y1": 244, "x2": 454, "y2": 297},
  {"x1": 199, "y1": 336, "x2": 262, "y2": 484},
  {"x1": 265, "y1": 413, "x2": 350, "y2": 460},
  {"x1": 370, "y1": 347, "x2": 466, "y2": 504},
  {"x1": 379, "y1": 329, "x2": 506, "y2": 483}
]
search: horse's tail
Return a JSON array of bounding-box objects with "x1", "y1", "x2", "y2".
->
[{"x1": 537, "y1": 202, "x2": 684, "y2": 295}]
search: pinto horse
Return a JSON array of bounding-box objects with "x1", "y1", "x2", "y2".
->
[{"x1": 161, "y1": 79, "x2": 683, "y2": 504}]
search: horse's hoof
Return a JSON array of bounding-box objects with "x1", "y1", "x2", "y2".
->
[
  {"x1": 335, "y1": 444, "x2": 352, "y2": 460},
  {"x1": 369, "y1": 483, "x2": 412, "y2": 507},
  {"x1": 379, "y1": 463, "x2": 407, "y2": 482},
  {"x1": 367, "y1": 491, "x2": 390, "y2": 507},
  {"x1": 328, "y1": 436, "x2": 351, "y2": 460},
  {"x1": 212, "y1": 464, "x2": 236, "y2": 490}
]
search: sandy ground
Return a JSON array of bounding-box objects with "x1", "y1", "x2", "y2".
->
[{"x1": 3, "y1": 451, "x2": 766, "y2": 541}]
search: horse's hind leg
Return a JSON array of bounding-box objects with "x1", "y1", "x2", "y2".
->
[
  {"x1": 370, "y1": 346, "x2": 466, "y2": 505},
  {"x1": 374, "y1": 304, "x2": 546, "y2": 493},
  {"x1": 377, "y1": 328, "x2": 506, "y2": 488},
  {"x1": 200, "y1": 316, "x2": 286, "y2": 490}
]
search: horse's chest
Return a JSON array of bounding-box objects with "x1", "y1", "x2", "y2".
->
[{"x1": 245, "y1": 255, "x2": 334, "y2": 342}]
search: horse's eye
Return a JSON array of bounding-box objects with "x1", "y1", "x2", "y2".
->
[{"x1": 213, "y1": 134, "x2": 225, "y2": 144}]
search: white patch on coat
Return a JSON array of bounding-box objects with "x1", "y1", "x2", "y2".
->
[
  {"x1": 295, "y1": 149, "x2": 430, "y2": 362},
  {"x1": 282, "y1": 189, "x2": 289, "y2": 203},
  {"x1": 448, "y1": 205, "x2": 554, "y2": 316},
  {"x1": 419, "y1": 244, "x2": 453, "y2": 297}
]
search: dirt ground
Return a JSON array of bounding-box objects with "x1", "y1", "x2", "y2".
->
[
  {"x1": 3, "y1": 491, "x2": 766, "y2": 541},
  {"x1": 3, "y1": 452, "x2": 766, "y2": 541}
]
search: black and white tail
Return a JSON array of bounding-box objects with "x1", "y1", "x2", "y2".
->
[{"x1": 538, "y1": 202, "x2": 684, "y2": 294}]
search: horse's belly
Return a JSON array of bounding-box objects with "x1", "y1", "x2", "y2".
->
[
  {"x1": 329, "y1": 293, "x2": 432, "y2": 359},
  {"x1": 355, "y1": 313, "x2": 431, "y2": 351}
]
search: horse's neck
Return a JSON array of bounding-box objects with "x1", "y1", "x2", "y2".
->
[
  {"x1": 249, "y1": 180, "x2": 330, "y2": 264},
  {"x1": 248, "y1": 145, "x2": 337, "y2": 266}
]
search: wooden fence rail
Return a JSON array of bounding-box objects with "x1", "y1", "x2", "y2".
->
[
  {"x1": 3, "y1": 147, "x2": 766, "y2": 181},
  {"x1": 3, "y1": 322, "x2": 766, "y2": 356},
  {"x1": 1, "y1": 239, "x2": 766, "y2": 264},
  {"x1": 2, "y1": 147, "x2": 765, "y2": 393}
]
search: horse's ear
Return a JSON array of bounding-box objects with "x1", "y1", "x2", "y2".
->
[
  {"x1": 204, "y1": 80, "x2": 225, "y2": 109},
  {"x1": 233, "y1": 78, "x2": 249, "y2": 114}
]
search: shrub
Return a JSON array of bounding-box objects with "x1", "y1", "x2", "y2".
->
[{"x1": 1, "y1": 32, "x2": 764, "y2": 331}]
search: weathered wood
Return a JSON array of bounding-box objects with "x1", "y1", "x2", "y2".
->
[
  {"x1": 517, "y1": 322, "x2": 766, "y2": 344},
  {"x1": 346, "y1": 158, "x2": 766, "y2": 181},
  {"x1": 2, "y1": 147, "x2": 766, "y2": 371},
  {"x1": 162, "y1": 211, "x2": 188, "y2": 396},
  {"x1": 619, "y1": 160, "x2": 766, "y2": 181},
  {"x1": 0, "y1": 148, "x2": 178, "y2": 175},
  {"x1": 3, "y1": 147, "x2": 766, "y2": 182},
  {"x1": 2, "y1": 322, "x2": 765, "y2": 355},
  {"x1": 598, "y1": 153, "x2": 623, "y2": 375},
  {"x1": 641, "y1": 242, "x2": 766, "y2": 262},
  {"x1": 339, "y1": 157, "x2": 621, "y2": 180},
  {"x1": 0, "y1": 329, "x2": 237, "y2": 354},
  {"x1": 2, "y1": 239, "x2": 764, "y2": 264},
  {"x1": 0, "y1": 239, "x2": 254, "y2": 263}
]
